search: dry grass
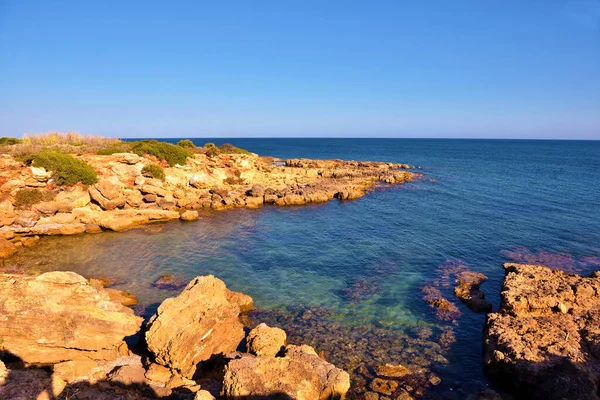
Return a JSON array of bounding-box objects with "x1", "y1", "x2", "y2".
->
[
  {"x1": 22, "y1": 132, "x2": 120, "y2": 147},
  {"x1": 2, "y1": 132, "x2": 123, "y2": 157}
]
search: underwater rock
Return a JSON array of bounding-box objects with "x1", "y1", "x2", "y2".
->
[
  {"x1": 484, "y1": 263, "x2": 600, "y2": 400},
  {"x1": 249, "y1": 306, "x2": 452, "y2": 398},
  {"x1": 152, "y1": 274, "x2": 188, "y2": 290},
  {"x1": 0, "y1": 271, "x2": 143, "y2": 364},
  {"x1": 342, "y1": 277, "x2": 379, "y2": 302},
  {"x1": 375, "y1": 363, "x2": 412, "y2": 378},
  {"x1": 105, "y1": 288, "x2": 138, "y2": 307},
  {"x1": 421, "y1": 285, "x2": 462, "y2": 322},
  {"x1": 454, "y1": 270, "x2": 492, "y2": 312},
  {"x1": 145, "y1": 275, "x2": 247, "y2": 378},
  {"x1": 222, "y1": 344, "x2": 350, "y2": 399},
  {"x1": 246, "y1": 323, "x2": 287, "y2": 357},
  {"x1": 180, "y1": 210, "x2": 199, "y2": 221}
]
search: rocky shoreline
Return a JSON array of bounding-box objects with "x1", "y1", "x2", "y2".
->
[
  {"x1": 0, "y1": 271, "x2": 349, "y2": 399},
  {"x1": 0, "y1": 150, "x2": 417, "y2": 258},
  {"x1": 484, "y1": 263, "x2": 600, "y2": 400},
  {"x1": 2, "y1": 144, "x2": 599, "y2": 399}
]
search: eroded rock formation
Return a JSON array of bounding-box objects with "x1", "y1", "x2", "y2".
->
[
  {"x1": 222, "y1": 344, "x2": 350, "y2": 399},
  {"x1": 145, "y1": 275, "x2": 248, "y2": 378},
  {"x1": 484, "y1": 263, "x2": 600, "y2": 400},
  {"x1": 0, "y1": 151, "x2": 419, "y2": 257},
  {"x1": 0, "y1": 271, "x2": 142, "y2": 364}
]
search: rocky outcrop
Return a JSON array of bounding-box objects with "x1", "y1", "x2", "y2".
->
[
  {"x1": 0, "y1": 272, "x2": 351, "y2": 399},
  {"x1": 145, "y1": 275, "x2": 247, "y2": 378},
  {"x1": 484, "y1": 263, "x2": 600, "y2": 400},
  {"x1": 0, "y1": 238, "x2": 17, "y2": 258},
  {"x1": 0, "y1": 271, "x2": 143, "y2": 364},
  {"x1": 0, "y1": 151, "x2": 419, "y2": 257},
  {"x1": 222, "y1": 344, "x2": 350, "y2": 399},
  {"x1": 246, "y1": 323, "x2": 287, "y2": 357},
  {"x1": 454, "y1": 269, "x2": 492, "y2": 312}
]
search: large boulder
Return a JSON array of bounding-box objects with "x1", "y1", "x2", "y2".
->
[
  {"x1": 0, "y1": 271, "x2": 143, "y2": 364},
  {"x1": 222, "y1": 344, "x2": 350, "y2": 399},
  {"x1": 484, "y1": 263, "x2": 600, "y2": 400},
  {"x1": 0, "y1": 237, "x2": 17, "y2": 258},
  {"x1": 246, "y1": 323, "x2": 286, "y2": 357},
  {"x1": 145, "y1": 275, "x2": 248, "y2": 378},
  {"x1": 89, "y1": 181, "x2": 126, "y2": 210}
]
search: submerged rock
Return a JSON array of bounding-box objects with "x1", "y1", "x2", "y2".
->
[
  {"x1": 484, "y1": 263, "x2": 600, "y2": 400},
  {"x1": 222, "y1": 344, "x2": 350, "y2": 399},
  {"x1": 454, "y1": 270, "x2": 492, "y2": 312},
  {"x1": 0, "y1": 271, "x2": 143, "y2": 364},
  {"x1": 152, "y1": 274, "x2": 188, "y2": 290},
  {"x1": 145, "y1": 275, "x2": 247, "y2": 378}
]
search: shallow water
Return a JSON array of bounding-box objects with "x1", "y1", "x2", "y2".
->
[{"x1": 5, "y1": 139, "x2": 600, "y2": 397}]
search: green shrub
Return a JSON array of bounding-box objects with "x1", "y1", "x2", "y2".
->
[
  {"x1": 130, "y1": 140, "x2": 192, "y2": 166},
  {"x1": 141, "y1": 164, "x2": 166, "y2": 181},
  {"x1": 204, "y1": 143, "x2": 219, "y2": 157},
  {"x1": 96, "y1": 143, "x2": 132, "y2": 155},
  {"x1": 31, "y1": 150, "x2": 98, "y2": 186},
  {"x1": 219, "y1": 143, "x2": 251, "y2": 155},
  {"x1": 0, "y1": 137, "x2": 22, "y2": 145},
  {"x1": 177, "y1": 139, "x2": 195, "y2": 149},
  {"x1": 14, "y1": 188, "x2": 55, "y2": 208}
]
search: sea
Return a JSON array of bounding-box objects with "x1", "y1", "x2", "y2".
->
[{"x1": 6, "y1": 139, "x2": 600, "y2": 398}]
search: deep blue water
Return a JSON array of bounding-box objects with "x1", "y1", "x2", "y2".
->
[{"x1": 10, "y1": 139, "x2": 600, "y2": 396}]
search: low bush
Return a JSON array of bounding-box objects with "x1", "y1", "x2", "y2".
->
[
  {"x1": 96, "y1": 143, "x2": 132, "y2": 155},
  {"x1": 177, "y1": 139, "x2": 195, "y2": 149},
  {"x1": 130, "y1": 140, "x2": 192, "y2": 166},
  {"x1": 219, "y1": 143, "x2": 251, "y2": 155},
  {"x1": 29, "y1": 150, "x2": 98, "y2": 186},
  {"x1": 0, "y1": 137, "x2": 22, "y2": 145},
  {"x1": 141, "y1": 164, "x2": 166, "y2": 181},
  {"x1": 204, "y1": 143, "x2": 219, "y2": 157},
  {"x1": 14, "y1": 188, "x2": 55, "y2": 208}
]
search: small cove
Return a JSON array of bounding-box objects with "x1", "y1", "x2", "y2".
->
[{"x1": 4, "y1": 138, "x2": 600, "y2": 397}]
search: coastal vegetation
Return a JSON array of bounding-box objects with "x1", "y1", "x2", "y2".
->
[
  {"x1": 141, "y1": 163, "x2": 166, "y2": 181},
  {"x1": 128, "y1": 140, "x2": 193, "y2": 166},
  {"x1": 25, "y1": 150, "x2": 98, "y2": 186},
  {"x1": 177, "y1": 139, "x2": 195, "y2": 148},
  {"x1": 204, "y1": 142, "x2": 252, "y2": 157},
  {"x1": 0, "y1": 137, "x2": 21, "y2": 145},
  {"x1": 14, "y1": 188, "x2": 55, "y2": 208}
]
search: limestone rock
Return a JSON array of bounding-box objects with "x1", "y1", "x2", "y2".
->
[
  {"x1": 145, "y1": 275, "x2": 246, "y2": 378},
  {"x1": 246, "y1": 323, "x2": 287, "y2": 357},
  {"x1": 246, "y1": 184, "x2": 265, "y2": 197},
  {"x1": 194, "y1": 390, "x2": 216, "y2": 400},
  {"x1": 89, "y1": 181, "x2": 126, "y2": 210},
  {"x1": 180, "y1": 210, "x2": 199, "y2": 221},
  {"x1": 105, "y1": 288, "x2": 138, "y2": 307},
  {"x1": 484, "y1": 263, "x2": 600, "y2": 400},
  {"x1": 112, "y1": 153, "x2": 141, "y2": 165},
  {"x1": 0, "y1": 271, "x2": 143, "y2": 364},
  {"x1": 108, "y1": 364, "x2": 148, "y2": 386},
  {"x1": 54, "y1": 187, "x2": 91, "y2": 209},
  {"x1": 374, "y1": 363, "x2": 411, "y2": 378},
  {"x1": 454, "y1": 270, "x2": 492, "y2": 312},
  {"x1": 226, "y1": 289, "x2": 254, "y2": 313},
  {"x1": 222, "y1": 344, "x2": 350, "y2": 400},
  {"x1": 152, "y1": 274, "x2": 188, "y2": 290},
  {"x1": 0, "y1": 237, "x2": 17, "y2": 258}
]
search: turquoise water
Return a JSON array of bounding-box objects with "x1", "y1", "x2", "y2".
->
[{"x1": 6, "y1": 139, "x2": 600, "y2": 396}]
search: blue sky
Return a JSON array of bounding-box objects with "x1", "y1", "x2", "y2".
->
[{"x1": 0, "y1": 1, "x2": 599, "y2": 139}]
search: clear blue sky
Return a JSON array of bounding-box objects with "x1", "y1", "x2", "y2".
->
[{"x1": 1, "y1": 1, "x2": 599, "y2": 139}]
